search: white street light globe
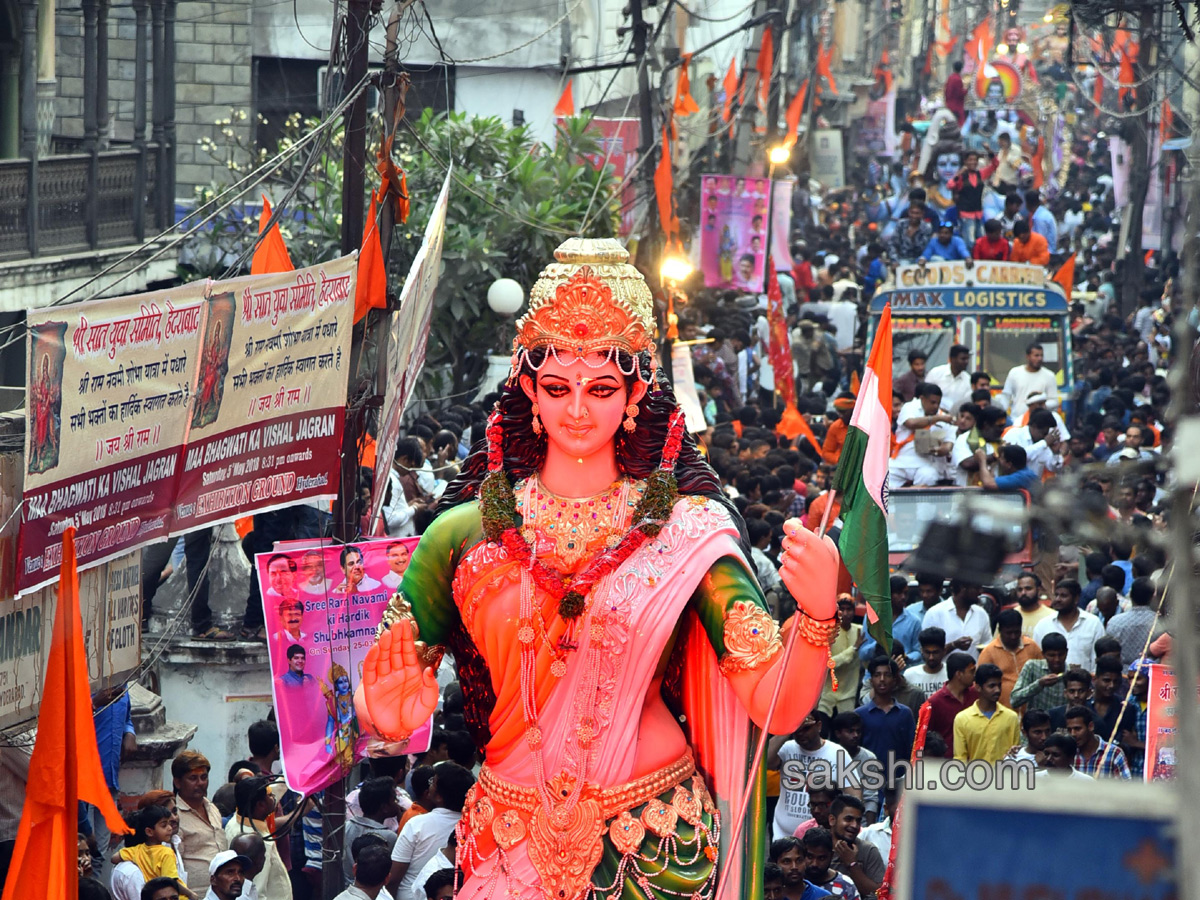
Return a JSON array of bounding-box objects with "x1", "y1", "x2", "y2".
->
[{"x1": 487, "y1": 278, "x2": 525, "y2": 315}]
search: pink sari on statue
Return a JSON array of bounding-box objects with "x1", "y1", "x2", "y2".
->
[{"x1": 449, "y1": 495, "x2": 767, "y2": 900}]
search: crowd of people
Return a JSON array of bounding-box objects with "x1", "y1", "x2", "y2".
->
[
  {"x1": 56, "y1": 51, "x2": 1184, "y2": 900},
  {"x1": 76, "y1": 713, "x2": 478, "y2": 900}
]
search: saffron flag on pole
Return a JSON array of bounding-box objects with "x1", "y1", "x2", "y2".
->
[
  {"x1": 250, "y1": 195, "x2": 294, "y2": 275},
  {"x1": 1052, "y1": 252, "x2": 1076, "y2": 296},
  {"x1": 832, "y1": 305, "x2": 894, "y2": 650},
  {"x1": 3, "y1": 528, "x2": 130, "y2": 900}
]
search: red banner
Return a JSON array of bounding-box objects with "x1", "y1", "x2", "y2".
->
[{"x1": 767, "y1": 263, "x2": 796, "y2": 407}]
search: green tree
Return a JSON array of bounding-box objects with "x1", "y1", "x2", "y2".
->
[
  {"x1": 390, "y1": 110, "x2": 621, "y2": 396},
  {"x1": 185, "y1": 109, "x2": 621, "y2": 398}
]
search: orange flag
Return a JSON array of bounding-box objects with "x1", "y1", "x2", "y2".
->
[
  {"x1": 1118, "y1": 47, "x2": 1136, "y2": 105},
  {"x1": 553, "y1": 80, "x2": 575, "y2": 117},
  {"x1": 674, "y1": 55, "x2": 700, "y2": 117},
  {"x1": 1160, "y1": 98, "x2": 1174, "y2": 143},
  {"x1": 353, "y1": 190, "x2": 387, "y2": 324},
  {"x1": 721, "y1": 58, "x2": 738, "y2": 122},
  {"x1": 3, "y1": 528, "x2": 130, "y2": 900},
  {"x1": 757, "y1": 27, "x2": 775, "y2": 114},
  {"x1": 654, "y1": 126, "x2": 679, "y2": 242},
  {"x1": 251, "y1": 195, "x2": 294, "y2": 275},
  {"x1": 1093, "y1": 68, "x2": 1105, "y2": 106},
  {"x1": 1052, "y1": 252, "x2": 1076, "y2": 296},
  {"x1": 816, "y1": 44, "x2": 838, "y2": 95},
  {"x1": 784, "y1": 79, "x2": 809, "y2": 148},
  {"x1": 1031, "y1": 135, "x2": 1045, "y2": 189},
  {"x1": 778, "y1": 403, "x2": 821, "y2": 451}
]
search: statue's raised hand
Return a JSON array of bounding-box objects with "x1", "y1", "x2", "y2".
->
[
  {"x1": 778, "y1": 518, "x2": 840, "y2": 622},
  {"x1": 354, "y1": 622, "x2": 439, "y2": 742}
]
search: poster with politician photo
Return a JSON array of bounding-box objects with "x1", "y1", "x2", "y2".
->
[{"x1": 257, "y1": 536, "x2": 431, "y2": 794}]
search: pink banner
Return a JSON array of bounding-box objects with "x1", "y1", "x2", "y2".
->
[
  {"x1": 260, "y1": 537, "x2": 432, "y2": 794},
  {"x1": 699, "y1": 174, "x2": 771, "y2": 290},
  {"x1": 1145, "y1": 664, "x2": 1177, "y2": 782}
]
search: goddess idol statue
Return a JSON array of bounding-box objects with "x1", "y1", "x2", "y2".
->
[{"x1": 355, "y1": 239, "x2": 840, "y2": 900}]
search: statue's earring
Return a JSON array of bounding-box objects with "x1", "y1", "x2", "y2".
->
[
  {"x1": 623, "y1": 403, "x2": 639, "y2": 433},
  {"x1": 531, "y1": 402, "x2": 542, "y2": 434}
]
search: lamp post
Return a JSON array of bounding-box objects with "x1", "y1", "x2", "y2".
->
[
  {"x1": 763, "y1": 143, "x2": 791, "y2": 294},
  {"x1": 659, "y1": 254, "x2": 694, "y2": 388},
  {"x1": 479, "y1": 277, "x2": 525, "y2": 401}
]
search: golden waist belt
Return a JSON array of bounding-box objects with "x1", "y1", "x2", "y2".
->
[{"x1": 477, "y1": 751, "x2": 696, "y2": 819}]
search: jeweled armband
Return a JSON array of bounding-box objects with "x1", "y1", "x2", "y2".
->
[
  {"x1": 377, "y1": 591, "x2": 445, "y2": 672},
  {"x1": 719, "y1": 600, "x2": 783, "y2": 675},
  {"x1": 794, "y1": 611, "x2": 841, "y2": 648}
]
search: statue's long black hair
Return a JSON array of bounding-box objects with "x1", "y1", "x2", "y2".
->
[{"x1": 438, "y1": 347, "x2": 750, "y2": 554}]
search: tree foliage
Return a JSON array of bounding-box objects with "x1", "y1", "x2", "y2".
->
[{"x1": 184, "y1": 109, "x2": 622, "y2": 397}]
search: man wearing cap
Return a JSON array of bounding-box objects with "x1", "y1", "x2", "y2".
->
[
  {"x1": 1007, "y1": 392, "x2": 1070, "y2": 439},
  {"x1": 821, "y1": 394, "x2": 857, "y2": 465},
  {"x1": 206, "y1": 850, "x2": 251, "y2": 900},
  {"x1": 173, "y1": 750, "x2": 229, "y2": 888}
]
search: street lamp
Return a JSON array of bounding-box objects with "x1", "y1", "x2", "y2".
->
[
  {"x1": 486, "y1": 278, "x2": 525, "y2": 316},
  {"x1": 762, "y1": 144, "x2": 791, "y2": 294},
  {"x1": 659, "y1": 253, "x2": 693, "y2": 341}
]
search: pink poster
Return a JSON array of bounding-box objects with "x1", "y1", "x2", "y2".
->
[
  {"x1": 259, "y1": 536, "x2": 432, "y2": 794},
  {"x1": 699, "y1": 174, "x2": 771, "y2": 290}
]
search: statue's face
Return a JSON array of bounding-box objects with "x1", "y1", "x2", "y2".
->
[
  {"x1": 936, "y1": 152, "x2": 961, "y2": 184},
  {"x1": 986, "y1": 81, "x2": 1004, "y2": 105},
  {"x1": 521, "y1": 352, "x2": 647, "y2": 463}
]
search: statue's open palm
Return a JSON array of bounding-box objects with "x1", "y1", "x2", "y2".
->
[{"x1": 355, "y1": 623, "x2": 439, "y2": 741}]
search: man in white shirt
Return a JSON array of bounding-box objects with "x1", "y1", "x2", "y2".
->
[
  {"x1": 925, "y1": 343, "x2": 973, "y2": 413},
  {"x1": 335, "y1": 545, "x2": 382, "y2": 595},
  {"x1": 110, "y1": 859, "x2": 146, "y2": 900},
  {"x1": 1009, "y1": 392, "x2": 1070, "y2": 438},
  {"x1": 387, "y1": 763, "x2": 475, "y2": 900},
  {"x1": 767, "y1": 714, "x2": 845, "y2": 838},
  {"x1": 889, "y1": 384, "x2": 956, "y2": 489},
  {"x1": 903, "y1": 626, "x2": 949, "y2": 700},
  {"x1": 381, "y1": 541, "x2": 413, "y2": 592},
  {"x1": 921, "y1": 582, "x2": 994, "y2": 659},
  {"x1": 998, "y1": 343, "x2": 1059, "y2": 418},
  {"x1": 1032, "y1": 579, "x2": 1106, "y2": 671},
  {"x1": 952, "y1": 406, "x2": 1006, "y2": 486},
  {"x1": 1002, "y1": 409, "x2": 1063, "y2": 477}
]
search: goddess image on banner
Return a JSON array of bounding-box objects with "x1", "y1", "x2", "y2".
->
[
  {"x1": 20, "y1": 281, "x2": 208, "y2": 594},
  {"x1": 699, "y1": 174, "x2": 770, "y2": 290},
  {"x1": 27, "y1": 321, "x2": 67, "y2": 475},
  {"x1": 259, "y1": 536, "x2": 432, "y2": 795}
]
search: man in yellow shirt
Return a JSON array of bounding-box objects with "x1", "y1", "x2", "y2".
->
[{"x1": 953, "y1": 663, "x2": 1022, "y2": 763}]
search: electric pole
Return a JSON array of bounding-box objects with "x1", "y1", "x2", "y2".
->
[
  {"x1": 632, "y1": 0, "x2": 659, "y2": 259},
  {"x1": 327, "y1": 2, "x2": 375, "y2": 896}
]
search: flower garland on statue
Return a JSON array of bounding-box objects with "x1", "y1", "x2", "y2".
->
[{"x1": 479, "y1": 406, "x2": 688, "y2": 620}]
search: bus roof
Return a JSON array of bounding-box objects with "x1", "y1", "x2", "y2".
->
[{"x1": 869, "y1": 260, "x2": 1069, "y2": 315}]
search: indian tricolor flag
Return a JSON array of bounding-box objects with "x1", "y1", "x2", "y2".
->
[{"x1": 832, "y1": 305, "x2": 894, "y2": 651}]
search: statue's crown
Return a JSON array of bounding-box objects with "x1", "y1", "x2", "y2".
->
[{"x1": 515, "y1": 238, "x2": 654, "y2": 356}]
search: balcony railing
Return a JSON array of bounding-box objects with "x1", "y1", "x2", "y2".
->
[{"x1": 0, "y1": 145, "x2": 160, "y2": 262}]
